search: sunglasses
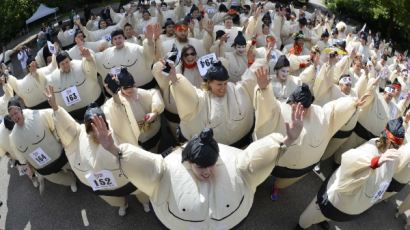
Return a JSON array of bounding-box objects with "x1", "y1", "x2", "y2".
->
[{"x1": 183, "y1": 52, "x2": 196, "y2": 57}]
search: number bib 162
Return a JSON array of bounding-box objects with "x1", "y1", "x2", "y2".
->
[
  {"x1": 29, "y1": 147, "x2": 52, "y2": 167},
  {"x1": 61, "y1": 86, "x2": 81, "y2": 106},
  {"x1": 86, "y1": 170, "x2": 118, "y2": 191}
]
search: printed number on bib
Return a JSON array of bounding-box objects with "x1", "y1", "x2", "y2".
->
[
  {"x1": 62, "y1": 86, "x2": 81, "y2": 106},
  {"x1": 371, "y1": 181, "x2": 390, "y2": 203},
  {"x1": 29, "y1": 147, "x2": 52, "y2": 167},
  {"x1": 197, "y1": 53, "x2": 217, "y2": 76},
  {"x1": 86, "y1": 170, "x2": 118, "y2": 191}
]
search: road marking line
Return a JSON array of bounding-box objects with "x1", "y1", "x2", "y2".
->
[{"x1": 81, "y1": 209, "x2": 89, "y2": 227}]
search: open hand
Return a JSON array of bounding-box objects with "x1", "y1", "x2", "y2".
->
[
  {"x1": 255, "y1": 67, "x2": 269, "y2": 90},
  {"x1": 284, "y1": 103, "x2": 305, "y2": 146},
  {"x1": 43, "y1": 85, "x2": 58, "y2": 111}
]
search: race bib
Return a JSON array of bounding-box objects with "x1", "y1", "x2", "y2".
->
[
  {"x1": 371, "y1": 181, "x2": 390, "y2": 203},
  {"x1": 207, "y1": 8, "x2": 216, "y2": 14},
  {"x1": 29, "y1": 147, "x2": 52, "y2": 167},
  {"x1": 86, "y1": 170, "x2": 118, "y2": 191},
  {"x1": 110, "y1": 67, "x2": 122, "y2": 75},
  {"x1": 61, "y1": 86, "x2": 81, "y2": 106},
  {"x1": 197, "y1": 53, "x2": 217, "y2": 76},
  {"x1": 47, "y1": 41, "x2": 56, "y2": 54}
]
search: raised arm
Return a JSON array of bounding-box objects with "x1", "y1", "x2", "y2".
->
[
  {"x1": 238, "y1": 103, "x2": 304, "y2": 190},
  {"x1": 169, "y1": 64, "x2": 202, "y2": 121},
  {"x1": 44, "y1": 86, "x2": 81, "y2": 148},
  {"x1": 323, "y1": 93, "x2": 369, "y2": 136},
  {"x1": 253, "y1": 67, "x2": 283, "y2": 139},
  {"x1": 90, "y1": 115, "x2": 165, "y2": 197},
  {"x1": 79, "y1": 47, "x2": 97, "y2": 78}
]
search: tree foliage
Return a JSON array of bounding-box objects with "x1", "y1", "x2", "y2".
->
[
  {"x1": 327, "y1": 0, "x2": 410, "y2": 50},
  {"x1": 0, "y1": 0, "x2": 36, "y2": 46}
]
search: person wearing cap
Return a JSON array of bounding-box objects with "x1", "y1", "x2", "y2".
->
[
  {"x1": 254, "y1": 67, "x2": 370, "y2": 200},
  {"x1": 211, "y1": 4, "x2": 228, "y2": 25},
  {"x1": 159, "y1": 19, "x2": 176, "y2": 42},
  {"x1": 153, "y1": 45, "x2": 207, "y2": 139},
  {"x1": 213, "y1": 15, "x2": 243, "y2": 52},
  {"x1": 297, "y1": 118, "x2": 404, "y2": 229},
  {"x1": 43, "y1": 86, "x2": 151, "y2": 216},
  {"x1": 103, "y1": 68, "x2": 164, "y2": 153},
  {"x1": 282, "y1": 17, "x2": 314, "y2": 48},
  {"x1": 221, "y1": 31, "x2": 249, "y2": 82},
  {"x1": 316, "y1": 29, "x2": 330, "y2": 52},
  {"x1": 74, "y1": 11, "x2": 127, "y2": 42},
  {"x1": 252, "y1": 34, "x2": 283, "y2": 74},
  {"x1": 332, "y1": 80, "x2": 409, "y2": 166},
  {"x1": 166, "y1": 61, "x2": 256, "y2": 148},
  {"x1": 95, "y1": 27, "x2": 161, "y2": 90},
  {"x1": 283, "y1": 31, "x2": 309, "y2": 56},
  {"x1": 7, "y1": 96, "x2": 78, "y2": 194},
  {"x1": 357, "y1": 32, "x2": 371, "y2": 63},
  {"x1": 160, "y1": 19, "x2": 214, "y2": 59},
  {"x1": 88, "y1": 99, "x2": 304, "y2": 229},
  {"x1": 47, "y1": 48, "x2": 104, "y2": 121},
  {"x1": 381, "y1": 128, "x2": 410, "y2": 201},
  {"x1": 259, "y1": 55, "x2": 302, "y2": 102},
  {"x1": 5, "y1": 55, "x2": 58, "y2": 110},
  {"x1": 0, "y1": 115, "x2": 40, "y2": 188},
  {"x1": 35, "y1": 43, "x2": 55, "y2": 68},
  {"x1": 67, "y1": 30, "x2": 108, "y2": 60},
  {"x1": 252, "y1": 6, "x2": 286, "y2": 49}
]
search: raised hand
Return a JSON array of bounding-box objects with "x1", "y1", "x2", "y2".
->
[
  {"x1": 204, "y1": 20, "x2": 214, "y2": 35},
  {"x1": 355, "y1": 93, "x2": 371, "y2": 108},
  {"x1": 144, "y1": 24, "x2": 154, "y2": 41},
  {"x1": 284, "y1": 103, "x2": 304, "y2": 146},
  {"x1": 91, "y1": 115, "x2": 117, "y2": 154},
  {"x1": 44, "y1": 85, "x2": 58, "y2": 111},
  {"x1": 168, "y1": 61, "x2": 178, "y2": 83},
  {"x1": 255, "y1": 67, "x2": 269, "y2": 90},
  {"x1": 379, "y1": 149, "x2": 400, "y2": 166},
  {"x1": 80, "y1": 47, "x2": 91, "y2": 59},
  {"x1": 153, "y1": 23, "x2": 162, "y2": 40}
]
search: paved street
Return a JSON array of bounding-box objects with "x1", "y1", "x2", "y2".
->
[{"x1": 0, "y1": 155, "x2": 408, "y2": 230}]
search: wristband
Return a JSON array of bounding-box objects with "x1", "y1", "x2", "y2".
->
[{"x1": 370, "y1": 156, "x2": 380, "y2": 169}]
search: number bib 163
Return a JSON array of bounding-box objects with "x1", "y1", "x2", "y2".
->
[
  {"x1": 29, "y1": 147, "x2": 52, "y2": 167},
  {"x1": 86, "y1": 170, "x2": 118, "y2": 191},
  {"x1": 61, "y1": 86, "x2": 82, "y2": 106}
]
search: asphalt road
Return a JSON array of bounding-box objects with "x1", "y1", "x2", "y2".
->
[{"x1": 0, "y1": 155, "x2": 408, "y2": 230}]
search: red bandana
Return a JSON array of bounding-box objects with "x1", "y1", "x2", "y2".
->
[
  {"x1": 385, "y1": 128, "x2": 404, "y2": 145},
  {"x1": 183, "y1": 61, "x2": 197, "y2": 69}
]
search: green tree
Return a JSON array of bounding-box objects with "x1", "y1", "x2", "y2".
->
[
  {"x1": 0, "y1": 0, "x2": 36, "y2": 46},
  {"x1": 327, "y1": 0, "x2": 410, "y2": 49}
]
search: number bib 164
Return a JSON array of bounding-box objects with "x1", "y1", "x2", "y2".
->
[
  {"x1": 29, "y1": 147, "x2": 52, "y2": 167},
  {"x1": 61, "y1": 86, "x2": 82, "y2": 106},
  {"x1": 86, "y1": 170, "x2": 118, "y2": 191}
]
